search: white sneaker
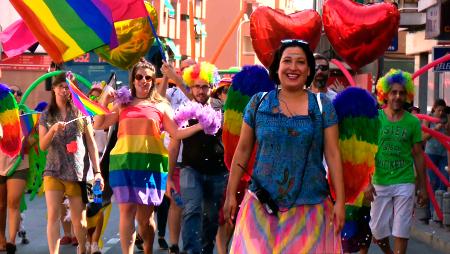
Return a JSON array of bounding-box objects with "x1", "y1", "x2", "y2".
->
[{"x1": 91, "y1": 242, "x2": 101, "y2": 254}]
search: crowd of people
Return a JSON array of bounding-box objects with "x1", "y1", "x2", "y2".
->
[{"x1": 0, "y1": 39, "x2": 449, "y2": 254}]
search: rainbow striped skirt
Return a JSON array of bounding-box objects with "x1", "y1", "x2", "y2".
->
[{"x1": 230, "y1": 192, "x2": 342, "y2": 254}]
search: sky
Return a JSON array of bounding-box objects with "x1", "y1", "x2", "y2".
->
[{"x1": 293, "y1": 0, "x2": 315, "y2": 10}]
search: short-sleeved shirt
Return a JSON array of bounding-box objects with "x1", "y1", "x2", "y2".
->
[
  {"x1": 373, "y1": 110, "x2": 422, "y2": 185},
  {"x1": 39, "y1": 109, "x2": 88, "y2": 182},
  {"x1": 165, "y1": 87, "x2": 189, "y2": 163},
  {"x1": 425, "y1": 121, "x2": 447, "y2": 157},
  {"x1": 243, "y1": 90, "x2": 338, "y2": 207}
]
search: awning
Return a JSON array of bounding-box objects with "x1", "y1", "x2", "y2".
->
[
  {"x1": 164, "y1": 0, "x2": 175, "y2": 17},
  {"x1": 164, "y1": 38, "x2": 181, "y2": 60}
]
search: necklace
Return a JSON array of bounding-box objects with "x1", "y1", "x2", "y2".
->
[{"x1": 277, "y1": 90, "x2": 305, "y2": 117}]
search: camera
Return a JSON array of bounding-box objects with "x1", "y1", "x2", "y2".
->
[{"x1": 253, "y1": 186, "x2": 279, "y2": 217}]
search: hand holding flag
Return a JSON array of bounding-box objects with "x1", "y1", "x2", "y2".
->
[{"x1": 65, "y1": 72, "x2": 111, "y2": 117}]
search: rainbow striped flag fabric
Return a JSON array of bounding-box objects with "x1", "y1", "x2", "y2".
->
[
  {"x1": 10, "y1": 0, "x2": 116, "y2": 63},
  {"x1": 19, "y1": 112, "x2": 41, "y2": 138},
  {"x1": 331, "y1": 87, "x2": 379, "y2": 203},
  {"x1": 66, "y1": 78, "x2": 110, "y2": 117},
  {"x1": 0, "y1": 84, "x2": 22, "y2": 157}
]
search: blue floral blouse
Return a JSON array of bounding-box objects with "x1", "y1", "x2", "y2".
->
[{"x1": 243, "y1": 90, "x2": 338, "y2": 208}]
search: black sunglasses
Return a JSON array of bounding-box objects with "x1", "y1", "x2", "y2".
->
[
  {"x1": 135, "y1": 74, "x2": 152, "y2": 81},
  {"x1": 11, "y1": 90, "x2": 22, "y2": 96},
  {"x1": 316, "y1": 65, "x2": 329, "y2": 71},
  {"x1": 281, "y1": 39, "x2": 309, "y2": 46}
]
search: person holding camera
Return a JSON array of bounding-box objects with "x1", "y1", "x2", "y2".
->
[{"x1": 223, "y1": 39, "x2": 345, "y2": 253}]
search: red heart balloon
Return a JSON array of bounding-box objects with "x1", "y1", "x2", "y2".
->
[
  {"x1": 323, "y1": 0, "x2": 399, "y2": 71},
  {"x1": 250, "y1": 7, "x2": 322, "y2": 68}
]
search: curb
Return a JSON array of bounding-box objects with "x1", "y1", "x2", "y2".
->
[{"x1": 410, "y1": 220, "x2": 450, "y2": 253}]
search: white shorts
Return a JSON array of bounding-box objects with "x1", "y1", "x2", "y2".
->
[{"x1": 369, "y1": 183, "x2": 415, "y2": 239}]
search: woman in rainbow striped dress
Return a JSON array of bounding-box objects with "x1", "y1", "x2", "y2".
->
[{"x1": 94, "y1": 59, "x2": 203, "y2": 254}]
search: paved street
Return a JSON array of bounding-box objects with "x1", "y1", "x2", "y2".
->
[{"x1": 5, "y1": 194, "x2": 446, "y2": 254}]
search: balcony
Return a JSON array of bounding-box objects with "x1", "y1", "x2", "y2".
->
[{"x1": 398, "y1": 0, "x2": 426, "y2": 28}]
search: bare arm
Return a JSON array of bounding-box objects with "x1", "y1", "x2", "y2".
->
[
  {"x1": 162, "y1": 103, "x2": 203, "y2": 139},
  {"x1": 160, "y1": 61, "x2": 193, "y2": 100},
  {"x1": 226, "y1": 122, "x2": 255, "y2": 197},
  {"x1": 93, "y1": 99, "x2": 120, "y2": 130},
  {"x1": 412, "y1": 143, "x2": 428, "y2": 206},
  {"x1": 168, "y1": 137, "x2": 181, "y2": 177},
  {"x1": 85, "y1": 123, "x2": 104, "y2": 189},
  {"x1": 93, "y1": 88, "x2": 120, "y2": 130},
  {"x1": 158, "y1": 76, "x2": 169, "y2": 97},
  {"x1": 85, "y1": 123, "x2": 100, "y2": 173},
  {"x1": 39, "y1": 122, "x2": 65, "y2": 151},
  {"x1": 323, "y1": 124, "x2": 345, "y2": 234},
  {"x1": 324, "y1": 125, "x2": 345, "y2": 205}
]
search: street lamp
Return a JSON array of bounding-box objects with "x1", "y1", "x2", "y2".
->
[{"x1": 236, "y1": 14, "x2": 249, "y2": 67}]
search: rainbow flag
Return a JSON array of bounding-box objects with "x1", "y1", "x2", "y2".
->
[
  {"x1": 66, "y1": 78, "x2": 110, "y2": 117},
  {"x1": 20, "y1": 112, "x2": 40, "y2": 138},
  {"x1": 10, "y1": 0, "x2": 116, "y2": 63}
]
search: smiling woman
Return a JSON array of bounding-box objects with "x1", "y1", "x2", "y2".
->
[
  {"x1": 93, "y1": 58, "x2": 204, "y2": 254},
  {"x1": 223, "y1": 39, "x2": 345, "y2": 253}
]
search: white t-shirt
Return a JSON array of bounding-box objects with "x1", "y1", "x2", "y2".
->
[{"x1": 165, "y1": 87, "x2": 189, "y2": 163}]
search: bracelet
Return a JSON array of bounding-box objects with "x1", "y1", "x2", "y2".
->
[{"x1": 94, "y1": 172, "x2": 101, "y2": 175}]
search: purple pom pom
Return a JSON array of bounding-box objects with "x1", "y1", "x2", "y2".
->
[{"x1": 115, "y1": 87, "x2": 132, "y2": 105}]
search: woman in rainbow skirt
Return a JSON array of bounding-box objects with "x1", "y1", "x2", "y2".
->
[
  {"x1": 223, "y1": 40, "x2": 345, "y2": 253},
  {"x1": 94, "y1": 59, "x2": 203, "y2": 254}
]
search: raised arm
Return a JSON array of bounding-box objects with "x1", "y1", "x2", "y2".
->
[
  {"x1": 93, "y1": 90, "x2": 120, "y2": 130},
  {"x1": 160, "y1": 61, "x2": 193, "y2": 100},
  {"x1": 158, "y1": 76, "x2": 169, "y2": 97}
]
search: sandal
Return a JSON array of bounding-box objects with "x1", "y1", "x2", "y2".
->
[{"x1": 60, "y1": 236, "x2": 72, "y2": 245}]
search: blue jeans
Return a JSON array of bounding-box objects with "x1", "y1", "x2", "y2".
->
[
  {"x1": 427, "y1": 153, "x2": 449, "y2": 191},
  {"x1": 427, "y1": 153, "x2": 449, "y2": 219},
  {"x1": 180, "y1": 166, "x2": 228, "y2": 254}
]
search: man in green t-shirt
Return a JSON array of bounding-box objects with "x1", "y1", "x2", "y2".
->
[{"x1": 367, "y1": 69, "x2": 428, "y2": 254}]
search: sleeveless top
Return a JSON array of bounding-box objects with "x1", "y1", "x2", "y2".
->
[{"x1": 109, "y1": 104, "x2": 168, "y2": 205}]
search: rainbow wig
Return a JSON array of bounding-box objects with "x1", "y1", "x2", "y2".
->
[
  {"x1": 182, "y1": 61, "x2": 219, "y2": 87},
  {"x1": 376, "y1": 69, "x2": 414, "y2": 105}
]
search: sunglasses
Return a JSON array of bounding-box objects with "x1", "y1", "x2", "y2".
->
[
  {"x1": 11, "y1": 90, "x2": 22, "y2": 96},
  {"x1": 89, "y1": 95, "x2": 99, "y2": 101},
  {"x1": 281, "y1": 39, "x2": 309, "y2": 46},
  {"x1": 316, "y1": 65, "x2": 329, "y2": 71},
  {"x1": 135, "y1": 74, "x2": 152, "y2": 81}
]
